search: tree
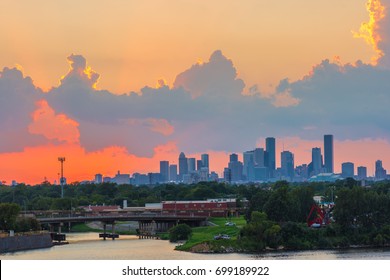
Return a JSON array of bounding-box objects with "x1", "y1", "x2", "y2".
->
[
  {"x1": 15, "y1": 217, "x2": 41, "y2": 232},
  {"x1": 240, "y1": 211, "x2": 281, "y2": 251},
  {"x1": 0, "y1": 203, "x2": 21, "y2": 231},
  {"x1": 263, "y1": 186, "x2": 298, "y2": 222},
  {"x1": 291, "y1": 186, "x2": 315, "y2": 222},
  {"x1": 169, "y1": 224, "x2": 192, "y2": 242}
]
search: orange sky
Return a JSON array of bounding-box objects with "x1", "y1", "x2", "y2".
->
[
  {"x1": 0, "y1": 0, "x2": 389, "y2": 185},
  {"x1": 0, "y1": 0, "x2": 372, "y2": 93}
]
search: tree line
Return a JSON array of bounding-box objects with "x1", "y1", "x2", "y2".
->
[{"x1": 1, "y1": 179, "x2": 390, "y2": 250}]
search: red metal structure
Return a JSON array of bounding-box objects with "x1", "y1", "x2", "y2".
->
[{"x1": 307, "y1": 204, "x2": 326, "y2": 227}]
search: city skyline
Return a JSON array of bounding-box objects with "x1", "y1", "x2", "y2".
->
[
  {"x1": 1, "y1": 1, "x2": 390, "y2": 184},
  {"x1": 4, "y1": 134, "x2": 389, "y2": 185}
]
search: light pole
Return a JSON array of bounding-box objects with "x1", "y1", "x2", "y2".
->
[{"x1": 58, "y1": 157, "x2": 66, "y2": 198}]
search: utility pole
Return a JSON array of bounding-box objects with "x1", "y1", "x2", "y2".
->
[{"x1": 58, "y1": 157, "x2": 66, "y2": 198}]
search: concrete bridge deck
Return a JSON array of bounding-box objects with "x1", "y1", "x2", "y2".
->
[{"x1": 37, "y1": 214, "x2": 208, "y2": 224}]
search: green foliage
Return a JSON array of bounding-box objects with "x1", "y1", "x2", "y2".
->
[
  {"x1": 0, "y1": 203, "x2": 21, "y2": 230},
  {"x1": 14, "y1": 216, "x2": 41, "y2": 232},
  {"x1": 176, "y1": 217, "x2": 244, "y2": 251},
  {"x1": 263, "y1": 186, "x2": 298, "y2": 222},
  {"x1": 291, "y1": 186, "x2": 315, "y2": 222},
  {"x1": 240, "y1": 211, "x2": 281, "y2": 251},
  {"x1": 169, "y1": 223, "x2": 192, "y2": 242},
  {"x1": 334, "y1": 186, "x2": 390, "y2": 231}
]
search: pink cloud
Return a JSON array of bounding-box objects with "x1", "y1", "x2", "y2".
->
[{"x1": 28, "y1": 100, "x2": 80, "y2": 144}]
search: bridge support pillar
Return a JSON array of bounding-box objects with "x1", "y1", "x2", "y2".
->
[{"x1": 111, "y1": 222, "x2": 116, "y2": 240}]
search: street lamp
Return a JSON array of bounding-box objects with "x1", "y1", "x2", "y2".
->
[{"x1": 58, "y1": 157, "x2": 66, "y2": 198}]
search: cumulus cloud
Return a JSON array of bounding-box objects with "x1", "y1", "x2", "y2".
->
[
  {"x1": 0, "y1": 66, "x2": 46, "y2": 152},
  {"x1": 173, "y1": 50, "x2": 245, "y2": 98},
  {"x1": 28, "y1": 100, "x2": 80, "y2": 144},
  {"x1": 2, "y1": 0, "x2": 390, "y2": 161},
  {"x1": 2, "y1": 46, "x2": 390, "y2": 158},
  {"x1": 377, "y1": 0, "x2": 390, "y2": 67},
  {"x1": 354, "y1": 0, "x2": 390, "y2": 67},
  {"x1": 60, "y1": 54, "x2": 100, "y2": 88}
]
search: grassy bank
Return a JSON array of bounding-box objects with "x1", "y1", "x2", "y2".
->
[
  {"x1": 70, "y1": 223, "x2": 137, "y2": 235},
  {"x1": 176, "y1": 217, "x2": 246, "y2": 251}
]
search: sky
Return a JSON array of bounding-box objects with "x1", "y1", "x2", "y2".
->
[{"x1": 0, "y1": 0, "x2": 389, "y2": 184}]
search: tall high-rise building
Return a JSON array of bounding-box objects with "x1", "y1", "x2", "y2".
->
[
  {"x1": 188, "y1": 158, "x2": 196, "y2": 172},
  {"x1": 341, "y1": 162, "x2": 354, "y2": 178},
  {"x1": 223, "y1": 168, "x2": 232, "y2": 183},
  {"x1": 201, "y1": 154, "x2": 209, "y2": 168},
  {"x1": 228, "y1": 153, "x2": 243, "y2": 182},
  {"x1": 178, "y1": 152, "x2": 188, "y2": 181},
  {"x1": 281, "y1": 151, "x2": 294, "y2": 180},
  {"x1": 230, "y1": 153, "x2": 238, "y2": 162},
  {"x1": 324, "y1": 134, "x2": 334, "y2": 173},
  {"x1": 375, "y1": 160, "x2": 387, "y2": 179},
  {"x1": 159, "y1": 161, "x2": 169, "y2": 182},
  {"x1": 265, "y1": 137, "x2": 276, "y2": 178},
  {"x1": 169, "y1": 164, "x2": 178, "y2": 182},
  {"x1": 311, "y1": 147, "x2": 323, "y2": 176},
  {"x1": 357, "y1": 166, "x2": 367, "y2": 179},
  {"x1": 254, "y1": 148, "x2": 265, "y2": 167},
  {"x1": 243, "y1": 150, "x2": 255, "y2": 181},
  {"x1": 196, "y1": 160, "x2": 203, "y2": 171}
]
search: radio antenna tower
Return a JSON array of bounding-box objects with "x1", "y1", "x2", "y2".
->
[{"x1": 58, "y1": 157, "x2": 66, "y2": 198}]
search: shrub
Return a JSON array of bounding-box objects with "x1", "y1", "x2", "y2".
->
[{"x1": 169, "y1": 224, "x2": 192, "y2": 242}]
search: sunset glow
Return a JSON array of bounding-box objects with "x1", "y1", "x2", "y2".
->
[{"x1": 0, "y1": 0, "x2": 389, "y2": 184}]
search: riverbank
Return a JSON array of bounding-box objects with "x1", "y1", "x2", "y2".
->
[
  {"x1": 0, "y1": 232, "x2": 53, "y2": 254},
  {"x1": 175, "y1": 217, "x2": 390, "y2": 254},
  {"x1": 175, "y1": 217, "x2": 245, "y2": 252},
  {"x1": 2, "y1": 232, "x2": 389, "y2": 260}
]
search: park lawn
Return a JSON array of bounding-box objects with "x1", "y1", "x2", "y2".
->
[
  {"x1": 176, "y1": 216, "x2": 246, "y2": 251},
  {"x1": 70, "y1": 223, "x2": 136, "y2": 235},
  {"x1": 209, "y1": 216, "x2": 247, "y2": 227}
]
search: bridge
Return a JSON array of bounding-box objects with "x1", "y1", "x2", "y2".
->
[{"x1": 37, "y1": 214, "x2": 208, "y2": 241}]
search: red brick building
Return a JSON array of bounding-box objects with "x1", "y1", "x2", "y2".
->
[{"x1": 161, "y1": 199, "x2": 238, "y2": 217}]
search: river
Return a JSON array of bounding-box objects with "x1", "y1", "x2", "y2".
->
[{"x1": 1, "y1": 232, "x2": 390, "y2": 260}]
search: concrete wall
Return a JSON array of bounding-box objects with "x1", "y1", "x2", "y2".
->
[{"x1": 0, "y1": 233, "x2": 53, "y2": 253}]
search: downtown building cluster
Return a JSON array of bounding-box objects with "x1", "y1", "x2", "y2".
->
[
  {"x1": 94, "y1": 135, "x2": 388, "y2": 186},
  {"x1": 221, "y1": 135, "x2": 388, "y2": 183}
]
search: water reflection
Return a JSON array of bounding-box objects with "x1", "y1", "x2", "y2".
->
[{"x1": 1, "y1": 232, "x2": 390, "y2": 260}]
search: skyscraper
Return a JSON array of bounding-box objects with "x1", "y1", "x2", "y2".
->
[
  {"x1": 341, "y1": 162, "x2": 354, "y2": 178},
  {"x1": 254, "y1": 148, "x2": 265, "y2": 167},
  {"x1": 243, "y1": 150, "x2": 255, "y2": 181},
  {"x1": 228, "y1": 153, "x2": 243, "y2": 182},
  {"x1": 324, "y1": 134, "x2": 334, "y2": 173},
  {"x1": 188, "y1": 158, "x2": 196, "y2": 172},
  {"x1": 357, "y1": 166, "x2": 367, "y2": 179},
  {"x1": 281, "y1": 151, "x2": 294, "y2": 180},
  {"x1": 230, "y1": 153, "x2": 238, "y2": 162},
  {"x1": 311, "y1": 147, "x2": 323, "y2": 176},
  {"x1": 169, "y1": 164, "x2": 178, "y2": 182},
  {"x1": 201, "y1": 153, "x2": 209, "y2": 168},
  {"x1": 159, "y1": 161, "x2": 169, "y2": 182},
  {"x1": 178, "y1": 152, "x2": 188, "y2": 181},
  {"x1": 265, "y1": 137, "x2": 276, "y2": 178},
  {"x1": 375, "y1": 160, "x2": 387, "y2": 179},
  {"x1": 196, "y1": 160, "x2": 203, "y2": 171}
]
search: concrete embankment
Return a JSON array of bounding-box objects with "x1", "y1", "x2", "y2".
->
[{"x1": 0, "y1": 233, "x2": 53, "y2": 253}]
